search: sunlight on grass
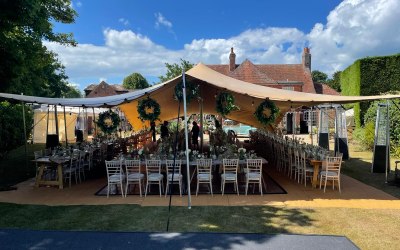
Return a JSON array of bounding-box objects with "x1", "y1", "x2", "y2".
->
[{"x1": 198, "y1": 223, "x2": 220, "y2": 229}]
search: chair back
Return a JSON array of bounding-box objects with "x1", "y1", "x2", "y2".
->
[
  {"x1": 166, "y1": 160, "x2": 181, "y2": 175},
  {"x1": 146, "y1": 159, "x2": 161, "y2": 175},
  {"x1": 44, "y1": 148, "x2": 51, "y2": 156},
  {"x1": 300, "y1": 151, "x2": 307, "y2": 169},
  {"x1": 34, "y1": 150, "x2": 43, "y2": 160},
  {"x1": 197, "y1": 159, "x2": 212, "y2": 175},
  {"x1": 105, "y1": 160, "x2": 123, "y2": 178},
  {"x1": 125, "y1": 159, "x2": 141, "y2": 174},
  {"x1": 222, "y1": 159, "x2": 239, "y2": 175},
  {"x1": 246, "y1": 159, "x2": 262, "y2": 174},
  {"x1": 294, "y1": 149, "x2": 300, "y2": 167},
  {"x1": 325, "y1": 156, "x2": 342, "y2": 173}
]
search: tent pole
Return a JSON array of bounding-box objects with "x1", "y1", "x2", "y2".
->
[
  {"x1": 21, "y1": 94, "x2": 28, "y2": 170},
  {"x1": 85, "y1": 107, "x2": 88, "y2": 140},
  {"x1": 54, "y1": 105, "x2": 59, "y2": 140},
  {"x1": 46, "y1": 106, "x2": 50, "y2": 138},
  {"x1": 200, "y1": 97, "x2": 204, "y2": 153},
  {"x1": 310, "y1": 106, "x2": 313, "y2": 145},
  {"x1": 182, "y1": 69, "x2": 192, "y2": 209},
  {"x1": 92, "y1": 107, "x2": 97, "y2": 137},
  {"x1": 64, "y1": 106, "x2": 68, "y2": 147}
]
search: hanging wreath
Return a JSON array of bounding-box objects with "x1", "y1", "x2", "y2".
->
[
  {"x1": 216, "y1": 92, "x2": 239, "y2": 117},
  {"x1": 174, "y1": 81, "x2": 199, "y2": 103},
  {"x1": 137, "y1": 97, "x2": 161, "y2": 122},
  {"x1": 96, "y1": 110, "x2": 121, "y2": 134},
  {"x1": 254, "y1": 99, "x2": 279, "y2": 126}
]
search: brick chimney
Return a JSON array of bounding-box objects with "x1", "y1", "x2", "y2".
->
[
  {"x1": 302, "y1": 47, "x2": 311, "y2": 70},
  {"x1": 229, "y1": 47, "x2": 236, "y2": 71}
]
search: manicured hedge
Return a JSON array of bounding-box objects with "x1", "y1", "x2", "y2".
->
[{"x1": 341, "y1": 54, "x2": 400, "y2": 127}]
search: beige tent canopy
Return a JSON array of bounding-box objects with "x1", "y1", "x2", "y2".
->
[{"x1": 1, "y1": 63, "x2": 399, "y2": 129}]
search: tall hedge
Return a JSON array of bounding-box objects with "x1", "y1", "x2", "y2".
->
[{"x1": 341, "y1": 54, "x2": 400, "y2": 127}]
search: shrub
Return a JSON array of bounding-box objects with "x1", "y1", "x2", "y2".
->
[{"x1": 0, "y1": 102, "x2": 33, "y2": 159}]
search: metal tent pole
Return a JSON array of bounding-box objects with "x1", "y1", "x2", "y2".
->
[
  {"x1": 182, "y1": 70, "x2": 192, "y2": 209},
  {"x1": 63, "y1": 106, "x2": 68, "y2": 147},
  {"x1": 54, "y1": 105, "x2": 59, "y2": 139},
  {"x1": 21, "y1": 93, "x2": 28, "y2": 169},
  {"x1": 92, "y1": 107, "x2": 97, "y2": 136}
]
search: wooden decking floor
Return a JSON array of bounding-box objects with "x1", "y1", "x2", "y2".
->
[{"x1": 1, "y1": 169, "x2": 399, "y2": 209}]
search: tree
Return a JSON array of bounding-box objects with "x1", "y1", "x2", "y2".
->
[
  {"x1": 122, "y1": 73, "x2": 149, "y2": 90},
  {"x1": 0, "y1": 0, "x2": 77, "y2": 97},
  {"x1": 64, "y1": 85, "x2": 82, "y2": 98},
  {"x1": 327, "y1": 71, "x2": 342, "y2": 92},
  {"x1": 311, "y1": 70, "x2": 328, "y2": 83},
  {"x1": 158, "y1": 59, "x2": 194, "y2": 83}
]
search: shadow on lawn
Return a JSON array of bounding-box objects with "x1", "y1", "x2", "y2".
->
[{"x1": 168, "y1": 206, "x2": 314, "y2": 235}]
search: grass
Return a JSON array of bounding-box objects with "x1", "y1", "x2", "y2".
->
[
  {"x1": 342, "y1": 143, "x2": 400, "y2": 198},
  {"x1": 0, "y1": 203, "x2": 399, "y2": 249}
]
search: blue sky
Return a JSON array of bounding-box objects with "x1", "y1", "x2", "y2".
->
[{"x1": 48, "y1": 0, "x2": 400, "y2": 90}]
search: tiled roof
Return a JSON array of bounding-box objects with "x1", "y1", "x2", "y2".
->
[
  {"x1": 207, "y1": 61, "x2": 316, "y2": 93},
  {"x1": 314, "y1": 83, "x2": 340, "y2": 95}
]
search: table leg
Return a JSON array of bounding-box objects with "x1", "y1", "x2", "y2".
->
[
  {"x1": 57, "y1": 164, "x2": 64, "y2": 189},
  {"x1": 311, "y1": 162, "x2": 320, "y2": 188},
  {"x1": 35, "y1": 165, "x2": 45, "y2": 188}
]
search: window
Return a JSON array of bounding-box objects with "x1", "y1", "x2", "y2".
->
[
  {"x1": 282, "y1": 86, "x2": 294, "y2": 91},
  {"x1": 304, "y1": 110, "x2": 317, "y2": 126}
]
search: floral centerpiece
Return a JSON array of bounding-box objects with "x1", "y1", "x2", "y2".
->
[{"x1": 238, "y1": 147, "x2": 246, "y2": 160}]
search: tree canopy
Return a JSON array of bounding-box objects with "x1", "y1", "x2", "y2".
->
[
  {"x1": 0, "y1": 0, "x2": 77, "y2": 97},
  {"x1": 158, "y1": 59, "x2": 194, "y2": 83},
  {"x1": 311, "y1": 70, "x2": 328, "y2": 83},
  {"x1": 326, "y1": 71, "x2": 342, "y2": 92},
  {"x1": 122, "y1": 72, "x2": 149, "y2": 90}
]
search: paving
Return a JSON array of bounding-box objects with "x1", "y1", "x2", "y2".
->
[{"x1": 0, "y1": 229, "x2": 359, "y2": 250}]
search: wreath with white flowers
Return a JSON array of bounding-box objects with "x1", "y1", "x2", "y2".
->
[
  {"x1": 174, "y1": 81, "x2": 199, "y2": 103},
  {"x1": 216, "y1": 92, "x2": 239, "y2": 117},
  {"x1": 96, "y1": 110, "x2": 121, "y2": 134},
  {"x1": 137, "y1": 97, "x2": 161, "y2": 122},
  {"x1": 254, "y1": 99, "x2": 279, "y2": 126}
]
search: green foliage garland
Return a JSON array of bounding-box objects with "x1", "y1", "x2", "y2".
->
[
  {"x1": 174, "y1": 81, "x2": 199, "y2": 103},
  {"x1": 216, "y1": 92, "x2": 239, "y2": 117},
  {"x1": 96, "y1": 110, "x2": 120, "y2": 135},
  {"x1": 137, "y1": 97, "x2": 161, "y2": 122},
  {"x1": 254, "y1": 100, "x2": 279, "y2": 126}
]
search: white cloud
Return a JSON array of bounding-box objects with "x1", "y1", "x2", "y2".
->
[
  {"x1": 47, "y1": 0, "x2": 400, "y2": 88},
  {"x1": 154, "y1": 12, "x2": 173, "y2": 29},
  {"x1": 118, "y1": 18, "x2": 129, "y2": 26}
]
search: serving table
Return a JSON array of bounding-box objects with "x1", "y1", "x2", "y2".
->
[{"x1": 32, "y1": 156, "x2": 70, "y2": 189}]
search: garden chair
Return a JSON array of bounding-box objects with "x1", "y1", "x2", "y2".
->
[
  {"x1": 125, "y1": 160, "x2": 144, "y2": 197},
  {"x1": 63, "y1": 155, "x2": 78, "y2": 188},
  {"x1": 145, "y1": 160, "x2": 163, "y2": 197},
  {"x1": 105, "y1": 160, "x2": 125, "y2": 198},
  {"x1": 301, "y1": 151, "x2": 314, "y2": 187},
  {"x1": 196, "y1": 159, "x2": 213, "y2": 196},
  {"x1": 245, "y1": 159, "x2": 263, "y2": 195},
  {"x1": 165, "y1": 160, "x2": 183, "y2": 197},
  {"x1": 319, "y1": 156, "x2": 343, "y2": 193},
  {"x1": 221, "y1": 159, "x2": 239, "y2": 195}
]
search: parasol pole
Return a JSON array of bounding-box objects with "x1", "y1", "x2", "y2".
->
[{"x1": 182, "y1": 69, "x2": 192, "y2": 209}]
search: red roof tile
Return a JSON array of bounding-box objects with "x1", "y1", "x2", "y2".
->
[{"x1": 207, "y1": 61, "x2": 316, "y2": 93}]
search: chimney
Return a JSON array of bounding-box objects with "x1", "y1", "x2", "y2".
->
[
  {"x1": 229, "y1": 47, "x2": 236, "y2": 71},
  {"x1": 302, "y1": 47, "x2": 311, "y2": 70}
]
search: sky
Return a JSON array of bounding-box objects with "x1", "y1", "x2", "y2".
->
[{"x1": 47, "y1": 0, "x2": 400, "y2": 90}]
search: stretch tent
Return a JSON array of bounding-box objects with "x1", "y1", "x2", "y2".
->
[{"x1": 1, "y1": 63, "x2": 400, "y2": 130}]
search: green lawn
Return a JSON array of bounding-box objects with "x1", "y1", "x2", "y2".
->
[{"x1": 0, "y1": 203, "x2": 399, "y2": 250}]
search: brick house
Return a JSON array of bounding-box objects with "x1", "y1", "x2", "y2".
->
[
  {"x1": 84, "y1": 81, "x2": 129, "y2": 98},
  {"x1": 207, "y1": 47, "x2": 339, "y2": 133}
]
